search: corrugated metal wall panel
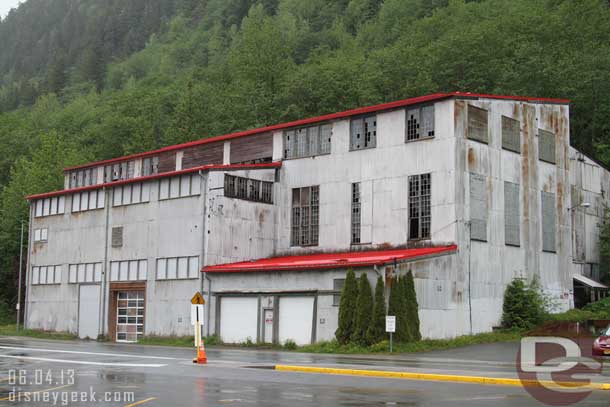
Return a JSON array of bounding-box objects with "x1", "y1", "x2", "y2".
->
[
  {"x1": 470, "y1": 172, "x2": 488, "y2": 241},
  {"x1": 504, "y1": 181, "x2": 520, "y2": 246},
  {"x1": 541, "y1": 191, "x2": 556, "y2": 252},
  {"x1": 539, "y1": 129, "x2": 556, "y2": 164},
  {"x1": 501, "y1": 116, "x2": 520, "y2": 153},
  {"x1": 415, "y1": 278, "x2": 450, "y2": 310},
  {"x1": 467, "y1": 105, "x2": 488, "y2": 143}
]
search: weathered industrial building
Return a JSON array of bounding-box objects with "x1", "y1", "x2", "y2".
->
[{"x1": 25, "y1": 92, "x2": 609, "y2": 345}]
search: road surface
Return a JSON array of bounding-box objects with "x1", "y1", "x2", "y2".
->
[{"x1": 0, "y1": 337, "x2": 607, "y2": 406}]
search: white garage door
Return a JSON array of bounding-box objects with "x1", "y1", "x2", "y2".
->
[
  {"x1": 278, "y1": 296, "x2": 314, "y2": 346},
  {"x1": 220, "y1": 297, "x2": 258, "y2": 344}
]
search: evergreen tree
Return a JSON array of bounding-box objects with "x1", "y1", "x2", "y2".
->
[
  {"x1": 353, "y1": 273, "x2": 373, "y2": 346},
  {"x1": 405, "y1": 270, "x2": 421, "y2": 341},
  {"x1": 387, "y1": 275, "x2": 403, "y2": 340},
  {"x1": 398, "y1": 276, "x2": 412, "y2": 342},
  {"x1": 335, "y1": 268, "x2": 358, "y2": 344},
  {"x1": 366, "y1": 276, "x2": 386, "y2": 345}
]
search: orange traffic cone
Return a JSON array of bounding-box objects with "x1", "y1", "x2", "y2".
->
[{"x1": 196, "y1": 340, "x2": 207, "y2": 364}]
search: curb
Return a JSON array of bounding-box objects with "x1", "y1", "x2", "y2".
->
[{"x1": 274, "y1": 365, "x2": 610, "y2": 391}]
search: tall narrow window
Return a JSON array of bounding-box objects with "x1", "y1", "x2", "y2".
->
[
  {"x1": 541, "y1": 191, "x2": 556, "y2": 252},
  {"x1": 408, "y1": 174, "x2": 431, "y2": 240},
  {"x1": 291, "y1": 186, "x2": 320, "y2": 246},
  {"x1": 470, "y1": 173, "x2": 488, "y2": 241},
  {"x1": 504, "y1": 181, "x2": 520, "y2": 246},
  {"x1": 351, "y1": 183, "x2": 361, "y2": 244},
  {"x1": 539, "y1": 129, "x2": 556, "y2": 164},
  {"x1": 467, "y1": 105, "x2": 488, "y2": 143},
  {"x1": 502, "y1": 116, "x2": 520, "y2": 153},
  {"x1": 350, "y1": 115, "x2": 377, "y2": 150}
]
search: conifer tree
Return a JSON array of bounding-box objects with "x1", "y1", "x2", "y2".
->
[
  {"x1": 405, "y1": 270, "x2": 421, "y2": 341},
  {"x1": 353, "y1": 273, "x2": 373, "y2": 346},
  {"x1": 335, "y1": 268, "x2": 358, "y2": 344},
  {"x1": 366, "y1": 275, "x2": 386, "y2": 345},
  {"x1": 398, "y1": 276, "x2": 412, "y2": 342},
  {"x1": 387, "y1": 275, "x2": 403, "y2": 340}
]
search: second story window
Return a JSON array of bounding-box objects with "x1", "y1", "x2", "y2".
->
[
  {"x1": 538, "y1": 129, "x2": 556, "y2": 164},
  {"x1": 224, "y1": 174, "x2": 273, "y2": 204},
  {"x1": 467, "y1": 105, "x2": 488, "y2": 144},
  {"x1": 35, "y1": 196, "x2": 65, "y2": 218},
  {"x1": 284, "y1": 123, "x2": 332, "y2": 159},
  {"x1": 142, "y1": 156, "x2": 160, "y2": 176},
  {"x1": 406, "y1": 105, "x2": 435, "y2": 141},
  {"x1": 159, "y1": 174, "x2": 201, "y2": 200},
  {"x1": 408, "y1": 174, "x2": 431, "y2": 240},
  {"x1": 291, "y1": 186, "x2": 319, "y2": 246},
  {"x1": 351, "y1": 183, "x2": 361, "y2": 244},
  {"x1": 501, "y1": 116, "x2": 520, "y2": 153},
  {"x1": 350, "y1": 115, "x2": 377, "y2": 151}
]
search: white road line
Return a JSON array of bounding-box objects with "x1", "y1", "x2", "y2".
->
[
  {"x1": 0, "y1": 345, "x2": 178, "y2": 360},
  {"x1": 0, "y1": 354, "x2": 167, "y2": 367}
]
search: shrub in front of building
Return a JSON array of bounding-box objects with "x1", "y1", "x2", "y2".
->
[
  {"x1": 336, "y1": 268, "x2": 358, "y2": 344},
  {"x1": 501, "y1": 278, "x2": 546, "y2": 330},
  {"x1": 366, "y1": 276, "x2": 386, "y2": 345},
  {"x1": 405, "y1": 270, "x2": 421, "y2": 341},
  {"x1": 353, "y1": 273, "x2": 373, "y2": 346}
]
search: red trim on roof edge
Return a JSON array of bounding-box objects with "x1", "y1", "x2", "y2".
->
[
  {"x1": 64, "y1": 92, "x2": 569, "y2": 172},
  {"x1": 26, "y1": 162, "x2": 281, "y2": 200},
  {"x1": 202, "y1": 245, "x2": 458, "y2": 273}
]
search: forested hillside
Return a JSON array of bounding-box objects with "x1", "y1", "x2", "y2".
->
[{"x1": 1, "y1": 0, "x2": 610, "y2": 318}]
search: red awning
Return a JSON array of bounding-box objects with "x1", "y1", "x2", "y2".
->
[{"x1": 203, "y1": 245, "x2": 457, "y2": 273}]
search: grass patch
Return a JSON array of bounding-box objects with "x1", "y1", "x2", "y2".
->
[
  {"x1": 0, "y1": 324, "x2": 77, "y2": 340},
  {"x1": 137, "y1": 334, "x2": 222, "y2": 347}
]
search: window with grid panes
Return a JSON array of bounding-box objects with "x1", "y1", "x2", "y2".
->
[
  {"x1": 406, "y1": 105, "x2": 435, "y2": 141},
  {"x1": 350, "y1": 115, "x2": 377, "y2": 150},
  {"x1": 351, "y1": 183, "x2": 361, "y2": 244},
  {"x1": 291, "y1": 186, "x2": 319, "y2": 246},
  {"x1": 408, "y1": 174, "x2": 431, "y2": 240},
  {"x1": 224, "y1": 174, "x2": 273, "y2": 204},
  {"x1": 283, "y1": 123, "x2": 332, "y2": 159}
]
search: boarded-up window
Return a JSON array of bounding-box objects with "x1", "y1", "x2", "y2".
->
[
  {"x1": 350, "y1": 115, "x2": 376, "y2": 150},
  {"x1": 541, "y1": 191, "x2": 556, "y2": 252},
  {"x1": 112, "y1": 226, "x2": 123, "y2": 248},
  {"x1": 230, "y1": 133, "x2": 273, "y2": 164},
  {"x1": 283, "y1": 124, "x2": 331, "y2": 159},
  {"x1": 470, "y1": 173, "x2": 487, "y2": 241},
  {"x1": 408, "y1": 174, "x2": 431, "y2": 240},
  {"x1": 406, "y1": 105, "x2": 435, "y2": 141},
  {"x1": 333, "y1": 278, "x2": 345, "y2": 306},
  {"x1": 539, "y1": 129, "x2": 556, "y2": 164},
  {"x1": 504, "y1": 182, "x2": 520, "y2": 246},
  {"x1": 502, "y1": 116, "x2": 520, "y2": 153},
  {"x1": 467, "y1": 105, "x2": 488, "y2": 143}
]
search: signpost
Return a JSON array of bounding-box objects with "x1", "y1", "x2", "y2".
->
[
  {"x1": 191, "y1": 292, "x2": 207, "y2": 364},
  {"x1": 386, "y1": 315, "x2": 396, "y2": 353}
]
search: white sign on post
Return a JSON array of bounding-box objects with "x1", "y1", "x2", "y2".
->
[
  {"x1": 385, "y1": 316, "x2": 396, "y2": 333},
  {"x1": 191, "y1": 304, "x2": 204, "y2": 326}
]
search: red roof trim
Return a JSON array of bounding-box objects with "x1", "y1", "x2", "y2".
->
[
  {"x1": 203, "y1": 245, "x2": 458, "y2": 273},
  {"x1": 63, "y1": 92, "x2": 569, "y2": 172},
  {"x1": 26, "y1": 162, "x2": 281, "y2": 200}
]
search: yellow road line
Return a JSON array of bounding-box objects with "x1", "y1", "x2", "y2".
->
[
  {"x1": 274, "y1": 365, "x2": 610, "y2": 391},
  {"x1": 0, "y1": 383, "x2": 73, "y2": 401},
  {"x1": 124, "y1": 396, "x2": 157, "y2": 407}
]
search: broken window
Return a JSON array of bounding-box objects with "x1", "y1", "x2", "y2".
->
[
  {"x1": 469, "y1": 173, "x2": 488, "y2": 241},
  {"x1": 467, "y1": 105, "x2": 488, "y2": 143},
  {"x1": 350, "y1": 115, "x2": 377, "y2": 150},
  {"x1": 224, "y1": 174, "x2": 273, "y2": 204},
  {"x1": 539, "y1": 129, "x2": 556, "y2": 164},
  {"x1": 408, "y1": 174, "x2": 431, "y2": 240},
  {"x1": 406, "y1": 105, "x2": 435, "y2": 141},
  {"x1": 351, "y1": 183, "x2": 361, "y2": 244},
  {"x1": 504, "y1": 181, "x2": 520, "y2": 246},
  {"x1": 541, "y1": 191, "x2": 556, "y2": 252},
  {"x1": 283, "y1": 123, "x2": 332, "y2": 159},
  {"x1": 291, "y1": 186, "x2": 320, "y2": 246},
  {"x1": 502, "y1": 116, "x2": 520, "y2": 153}
]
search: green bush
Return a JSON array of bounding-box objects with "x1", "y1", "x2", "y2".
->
[
  {"x1": 283, "y1": 339, "x2": 297, "y2": 350},
  {"x1": 582, "y1": 296, "x2": 610, "y2": 316},
  {"x1": 405, "y1": 270, "x2": 421, "y2": 341},
  {"x1": 366, "y1": 276, "x2": 386, "y2": 345},
  {"x1": 353, "y1": 273, "x2": 373, "y2": 346},
  {"x1": 501, "y1": 278, "x2": 546, "y2": 330},
  {"x1": 335, "y1": 268, "x2": 358, "y2": 344}
]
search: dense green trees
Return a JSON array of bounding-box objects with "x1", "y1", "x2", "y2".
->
[
  {"x1": 1, "y1": 0, "x2": 610, "y2": 317},
  {"x1": 366, "y1": 276, "x2": 386, "y2": 344},
  {"x1": 335, "y1": 269, "x2": 358, "y2": 344},
  {"x1": 353, "y1": 273, "x2": 373, "y2": 346}
]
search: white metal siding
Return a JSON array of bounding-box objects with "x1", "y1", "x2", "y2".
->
[
  {"x1": 504, "y1": 181, "x2": 520, "y2": 246},
  {"x1": 470, "y1": 173, "x2": 487, "y2": 241}
]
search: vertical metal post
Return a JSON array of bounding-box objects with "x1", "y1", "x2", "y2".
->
[
  {"x1": 16, "y1": 221, "x2": 24, "y2": 331},
  {"x1": 389, "y1": 332, "x2": 393, "y2": 353}
]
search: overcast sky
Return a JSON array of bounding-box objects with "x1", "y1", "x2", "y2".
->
[{"x1": 0, "y1": 0, "x2": 22, "y2": 19}]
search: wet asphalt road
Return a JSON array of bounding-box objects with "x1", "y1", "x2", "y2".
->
[{"x1": 0, "y1": 337, "x2": 607, "y2": 407}]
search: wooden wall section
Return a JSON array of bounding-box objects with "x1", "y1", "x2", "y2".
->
[
  {"x1": 182, "y1": 141, "x2": 224, "y2": 169},
  {"x1": 230, "y1": 133, "x2": 273, "y2": 164},
  {"x1": 158, "y1": 151, "x2": 176, "y2": 173}
]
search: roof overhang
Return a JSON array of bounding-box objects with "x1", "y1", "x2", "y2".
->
[
  {"x1": 26, "y1": 162, "x2": 281, "y2": 201},
  {"x1": 573, "y1": 274, "x2": 608, "y2": 289},
  {"x1": 202, "y1": 245, "x2": 458, "y2": 273}
]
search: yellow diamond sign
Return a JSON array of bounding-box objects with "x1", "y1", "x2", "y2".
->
[{"x1": 191, "y1": 292, "x2": 205, "y2": 305}]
